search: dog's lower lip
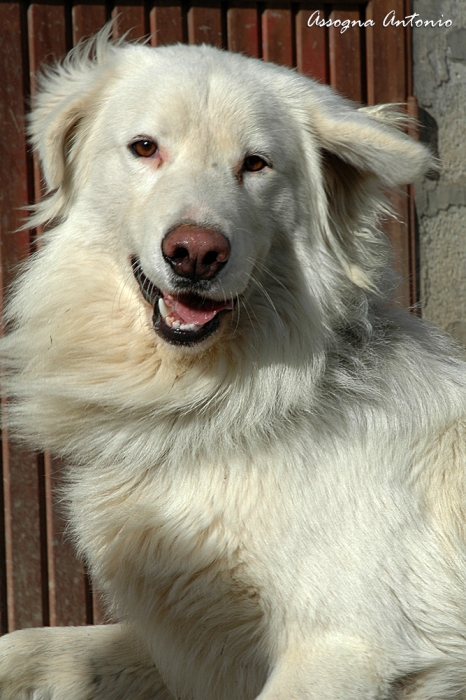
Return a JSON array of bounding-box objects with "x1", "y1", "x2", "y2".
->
[
  {"x1": 131, "y1": 256, "x2": 234, "y2": 346},
  {"x1": 153, "y1": 311, "x2": 222, "y2": 346}
]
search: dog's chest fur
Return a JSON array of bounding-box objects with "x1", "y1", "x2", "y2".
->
[
  {"x1": 71, "y1": 454, "x2": 277, "y2": 698},
  {"x1": 67, "y1": 426, "x2": 452, "y2": 698}
]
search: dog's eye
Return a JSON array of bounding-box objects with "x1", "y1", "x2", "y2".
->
[
  {"x1": 243, "y1": 155, "x2": 269, "y2": 172},
  {"x1": 130, "y1": 140, "x2": 159, "y2": 158}
]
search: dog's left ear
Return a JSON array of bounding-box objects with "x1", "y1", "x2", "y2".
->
[
  {"x1": 28, "y1": 26, "x2": 115, "y2": 191},
  {"x1": 310, "y1": 97, "x2": 432, "y2": 185}
]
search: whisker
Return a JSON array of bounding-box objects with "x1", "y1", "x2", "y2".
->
[
  {"x1": 246, "y1": 274, "x2": 281, "y2": 324},
  {"x1": 247, "y1": 257, "x2": 298, "y2": 306},
  {"x1": 240, "y1": 292, "x2": 260, "y2": 326},
  {"x1": 112, "y1": 270, "x2": 140, "y2": 334}
]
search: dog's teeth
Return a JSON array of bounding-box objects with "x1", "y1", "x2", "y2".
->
[
  {"x1": 158, "y1": 298, "x2": 172, "y2": 319},
  {"x1": 158, "y1": 298, "x2": 198, "y2": 332}
]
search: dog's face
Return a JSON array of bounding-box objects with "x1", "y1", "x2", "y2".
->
[
  {"x1": 29, "y1": 38, "x2": 431, "y2": 355},
  {"x1": 79, "y1": 49, "x2": 306, "y2": 347}
]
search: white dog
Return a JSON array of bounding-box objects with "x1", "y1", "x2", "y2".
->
[{"x1": 1, "y1": 28, "x2": 466, "y2": 700}]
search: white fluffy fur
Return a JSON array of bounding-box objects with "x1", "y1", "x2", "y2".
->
[{"x1": 1, "y1": 30, "x2": 466, "y2": 700}]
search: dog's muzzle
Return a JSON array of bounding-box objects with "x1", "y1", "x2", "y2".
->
[{"x1": 131, "y1": 256, "x2": 235, "y2": 346}]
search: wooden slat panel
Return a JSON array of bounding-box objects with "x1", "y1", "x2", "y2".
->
[
  {"x1": 0, "y1": 4, "x2": 31, "y2": 287},
  {"x1": 328, "y1": 6, "x2": 363, "y2": 102},
  {"x1": 73, "y1": 2, "x2": 107, "y2": 44},
  {"x1": 0, "y1": 2, "x2": 42, "y2": 634},
  {"x1": 45, "y1": 456, "x2": 89, "y2": 626},
  {"x1": 366, "y1": 0, "x2": 406, "y2": 104},
  {"x1": 28, "y1": 3, "x2": 67, "y2": 86},
  {"x1": 112, "y1": 3, "x2": 146, "y2": 41},
  {"x1": 150, "y1": 2, "x2": 184, "y2": 46},
  {"x1": 188, "y1": 3, "x2": 223, "y2": 47},
  {"x1": 296, "y1": 5, "x2": 328, "y2": 82},
  {"x1": 262, "y1": 6, "x2": 293, "y2": 67},
  {"x1": 3, "y1": 443, "x2": 44, "y2": 631},
  {"x1": 227, "y1": 4, "x2": 259, "y2": 58},
  {"x1": 0, "y1": 0, "x2": 417, "y2": 634},
  {"x1": 28, "y1": 2, "x2": 91, "y2": 629}
]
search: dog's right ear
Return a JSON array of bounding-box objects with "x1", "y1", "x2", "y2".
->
[{"x1": 28, "y1": 27, "x2": 115, "y2": 191}]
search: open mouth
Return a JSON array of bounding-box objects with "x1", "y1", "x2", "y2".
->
[{"x1": 131, "y1": 256, "x2": 235, "y2": 346}]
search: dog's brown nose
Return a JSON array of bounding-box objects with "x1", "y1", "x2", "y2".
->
[{"x1": 162, "y1": 225, "x2": 230, "y2": 282}]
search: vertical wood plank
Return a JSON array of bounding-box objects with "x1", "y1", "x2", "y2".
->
[
  {"x1": 404, "y1": 0, "x2": 413, "y2": 98},
  {"x1": 0, "y1": 3, "x2": 31, "y2": 287},
  {"x1": 72, "y1": 3, "x2": 107, "y2": 44},
  {"x1": 112, "y1": 3, "x2": 147, "y2": 41},
  {"x1": 2, "y1": 442, "x2": 44, "y2": 631},
  {"x1": 328, "y1": 6, "x2": 363, "y2": 102},
  {"x1": 227, "y1": 4, "x2": 260, "y2": 58},
  {"x1": 262, "y1": 5, "x2": 293, "y2": 67},
  {"x1": 0, "y1": 2, "x2": 42, "y2": 633},
  {"x1": 150, "y1": 2, "x2": 184, "y2": 46},
  {"x1": 365, "y1": 0, "x2": 411, "y2": 306},
  {"x1": 0, "y1": 439, "x2": 6, "y2": 633},
  {"x1": 296, "y1": 5, "x2": 328, "y2": 82},
  {"x1": 188, "y1": 3, "x2": 223, "y2": 47},
  {"x1": 383, "y1": 189, "x2": 410, "y2": 307},
  {"x1": 45, "y1": 456, "x2": 89, "y2": 626},
  {"x1": 366, "y1": 0, "x2": 406, "y2": 105},
  {"x1": 28, "y1": 3, "x2": 67, "y2": 87},
  {"x1": 406, "y1": 96, "x2": 418, "y2": 308},
  {"x1": 28, "y1": 3, "x2": 67, "y2": 198}
]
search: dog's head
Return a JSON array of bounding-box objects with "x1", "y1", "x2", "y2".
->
[{"x1": 28, "y1": 31, "x2": 431, "y2": 355}]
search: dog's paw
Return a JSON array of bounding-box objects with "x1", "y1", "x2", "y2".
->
[
  {"x1": 0, "y1": 627, "x2": 96, "y2": 700},
  {"x1": 0, "y1": 625, "x2": 171, "y2": 700},
  {"x1": 0, "y1": 628, "x2": 55, "y2": 700}
]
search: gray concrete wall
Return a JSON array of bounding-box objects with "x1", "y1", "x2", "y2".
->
[{"x1": 413, "y1": 0, "x2": 466, "y2": 345}]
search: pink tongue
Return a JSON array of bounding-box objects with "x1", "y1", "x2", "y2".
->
[{"x1": 165, "y1": 295, "x2": 233, "y2": 326}]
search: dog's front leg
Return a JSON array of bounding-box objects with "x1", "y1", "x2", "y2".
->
[
  {"x1": 0, "y1": 623, "x2": 174, "y2": 700},
  {"x1": 256, "y1": 637, "x2": 390, "y2": 700}
]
